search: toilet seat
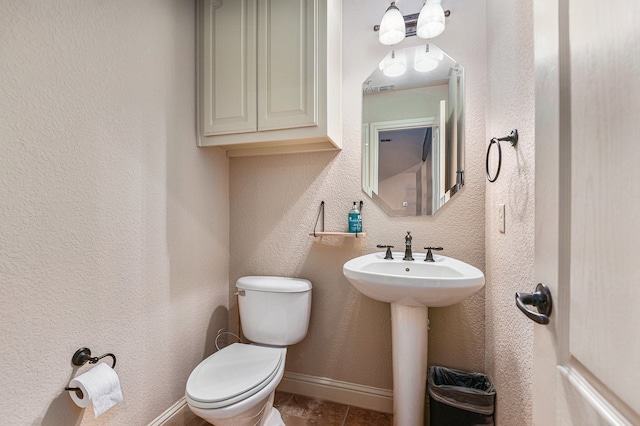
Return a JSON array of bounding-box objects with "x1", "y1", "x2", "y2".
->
[{"x1": 185, "y1": 343, "x2": 285, "y2": 409}]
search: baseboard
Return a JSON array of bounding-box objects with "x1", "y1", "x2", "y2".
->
[
  {"x1": 148, "y1": 397, "x2": 187, "y2": 426},
  {"x1": 148, "y1": 373, "x2": 394, "y2": 425},
  {"x1": 277, "y1": 372, "x2": 393, "y2": 414}
]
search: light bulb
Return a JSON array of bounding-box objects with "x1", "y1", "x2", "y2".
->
[
  {"x1": 416, "y1": 0, "x2": 446, "y2": 39},
  {"x1": 379, "y1": 2, "x2": 406, "y2": 46}
]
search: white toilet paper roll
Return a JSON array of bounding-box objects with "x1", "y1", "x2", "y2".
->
[{"x1": 68, "y1": 362, "x2": 123, "y2": 418}]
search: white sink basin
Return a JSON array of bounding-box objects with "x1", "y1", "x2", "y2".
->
[
  {"x1": 343, "y1": 252, "x2": 485, "y2": 307},
  {"x1": 343, "y1": 250, "x2": 485, "y2": 425}
]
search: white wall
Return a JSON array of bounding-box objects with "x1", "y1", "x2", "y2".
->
[
  {"x1": 229, "y1": 0, "x2": 487, "y2": 393},
  {"x1": 0, "y1": 0, "x2": 539, "y2": 423},
  {"x1": 485, "y1": 0, "x2": 536, "y2": 424},
  {"x1": 0, "y1": 1, "x2": 229, "y2": 424}
]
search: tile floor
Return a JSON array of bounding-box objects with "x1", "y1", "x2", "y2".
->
[
  {"x1": 275, "y1": 392, "x2": 392, "y2": 425},
  {"x1": 169, "y1": 391, "x2": 392, "y2": 426}
]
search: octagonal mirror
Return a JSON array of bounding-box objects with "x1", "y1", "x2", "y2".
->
[{"x1": 362, "y1": 44, "x2": 464, "y2": 216}]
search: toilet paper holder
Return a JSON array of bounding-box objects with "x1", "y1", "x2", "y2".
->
[{"x1": 64, "y1": 347, "x2": 117, "y2": 393}]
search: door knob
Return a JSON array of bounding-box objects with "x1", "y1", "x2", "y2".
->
[{"x1": 515, "y1": 283, "x2": 553, "y2": 325}]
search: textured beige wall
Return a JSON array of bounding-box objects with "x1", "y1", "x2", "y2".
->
[
  {"x1": 0, "y1": 1, "x2": 229, "y2": 425},
  {"x1": 0, "y1": 0, "x2": 539, "y2": 423},
  {"x1": 484, "y1": 0, "x2": 536, "y2": 424},
  {"x1": 229, "y1": 0, "x2": 487, "y2": 391}
]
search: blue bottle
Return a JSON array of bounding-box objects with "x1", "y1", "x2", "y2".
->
[{"x1": 348, "y1": 202, "x2": 362, "y2": 233}]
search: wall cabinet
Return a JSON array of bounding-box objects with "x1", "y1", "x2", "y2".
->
[{"x1": 197, "y1": 0, "x2": 342, "y2": 157}]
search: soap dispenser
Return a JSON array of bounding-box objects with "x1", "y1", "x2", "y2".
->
[{"x1": 348, "y1": 202, "x2": 362, "y2": 233}]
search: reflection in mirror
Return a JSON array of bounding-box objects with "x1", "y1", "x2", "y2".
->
[{"x1": 362, "y1": 44, "x2": 464, "y2": 216}]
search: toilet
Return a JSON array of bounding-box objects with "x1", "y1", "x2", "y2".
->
[{"x1": 185, "y1": 276, "x2": 312, "y2": 426}]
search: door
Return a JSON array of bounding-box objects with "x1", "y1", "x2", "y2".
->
[{"x1": 533, "y1": 0, "x2": 640, "y2": 424}]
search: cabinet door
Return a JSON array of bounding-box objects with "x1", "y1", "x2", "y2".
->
[
  {"x1": 257, "y1": 0, "x2": 318, "y2": 131},
  {"x1": 201, "y1": 0, "x2": 257, "y2": 135}
]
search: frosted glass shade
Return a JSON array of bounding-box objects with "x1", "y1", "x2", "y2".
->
[
  {"x1": 414, "y1": 44, "x2": 444, "y2": 72},
  {"x1": 416, "y1": 0, "x2": 446, "y2": 39},
  {"x1": 379, "y1": 3, "x2": 406, "y2": 46},
  {"x1": 379, "y1": 50, "x2": 406, "y2": 77}
]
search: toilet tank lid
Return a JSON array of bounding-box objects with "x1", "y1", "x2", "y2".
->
[{"x1": 236, "y1": 276, "x2": 312, "y2": 293}]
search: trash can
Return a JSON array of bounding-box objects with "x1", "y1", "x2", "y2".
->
[{"x1": 427, "y1": 366, "x2": 496, "y2": 426}]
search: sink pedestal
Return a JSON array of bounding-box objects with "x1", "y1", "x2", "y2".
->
[
  {"x1": 343, "y1": 252, "x2": 485, "y2": 425},
  {"x1": 391, "y1": 303, "x2": 428, "y2": 426}
]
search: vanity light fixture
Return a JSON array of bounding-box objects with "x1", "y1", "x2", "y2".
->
[
  {"x1": 374, "y1": 1, "x2": 450, "y2": 45},
  {"x1": 378, "y1": 2, "x2": 406, "y2": 45},
  {"x1": 414, "y1": 44, "x2": 444, "y2": 72},
  {"x1": 416, "y1": 0, "x2": 446, "y2": 39},
  {"x1": 379, "y1": 50, "x2": 407, "y2": 77}
]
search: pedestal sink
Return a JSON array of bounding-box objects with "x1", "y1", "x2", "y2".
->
[{"x1": 343, "y1": 252, "x2": 484, "y2": 426}]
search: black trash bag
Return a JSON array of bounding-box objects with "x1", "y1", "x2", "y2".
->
[{"x1": 428, "y1": 366, "x2": 496, "y2": 426}]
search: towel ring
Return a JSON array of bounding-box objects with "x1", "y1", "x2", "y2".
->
[
  {"x1": 486, "y1": 138, "x2": 502, "y2": 182},
  {"x1": 486, "y1": 129, "x2": 518, "y2": 183}
]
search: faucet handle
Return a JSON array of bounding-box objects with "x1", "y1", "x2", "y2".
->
[
  {"x1": 376, "y1": 244, "x2": 395, "y2": 260},
  {"x1": 423, "y1": 246, "x2": 443, "y2": 262}
]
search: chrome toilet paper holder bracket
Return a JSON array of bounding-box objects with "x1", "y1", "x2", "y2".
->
[{"x1": 65, "y1": 347, "x2": 117, "y2": 393}]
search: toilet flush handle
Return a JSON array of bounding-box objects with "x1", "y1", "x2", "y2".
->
[{"x1": 235, "y1": 290, "x2": 246, "y2": 297}]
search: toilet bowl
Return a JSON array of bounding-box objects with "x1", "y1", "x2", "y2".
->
[
  {"x1": 185, "y1": 276, "x2": 312, "y2": 426},
  {"x1": 186, "y1": 344, "x2": 287, "y2": 425}
]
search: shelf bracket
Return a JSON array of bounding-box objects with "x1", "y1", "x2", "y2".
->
[{"x1": 313, "y1": 201, "x2": 325, "y2": 237}]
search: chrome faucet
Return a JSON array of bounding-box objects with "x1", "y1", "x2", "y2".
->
[{"x1": 403, "y1": 231, "x2": 414, "y2": 261}]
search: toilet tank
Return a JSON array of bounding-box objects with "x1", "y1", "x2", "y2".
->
[{"x1": 236, "y1": 276, "x2": 312, "y2": 346}]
